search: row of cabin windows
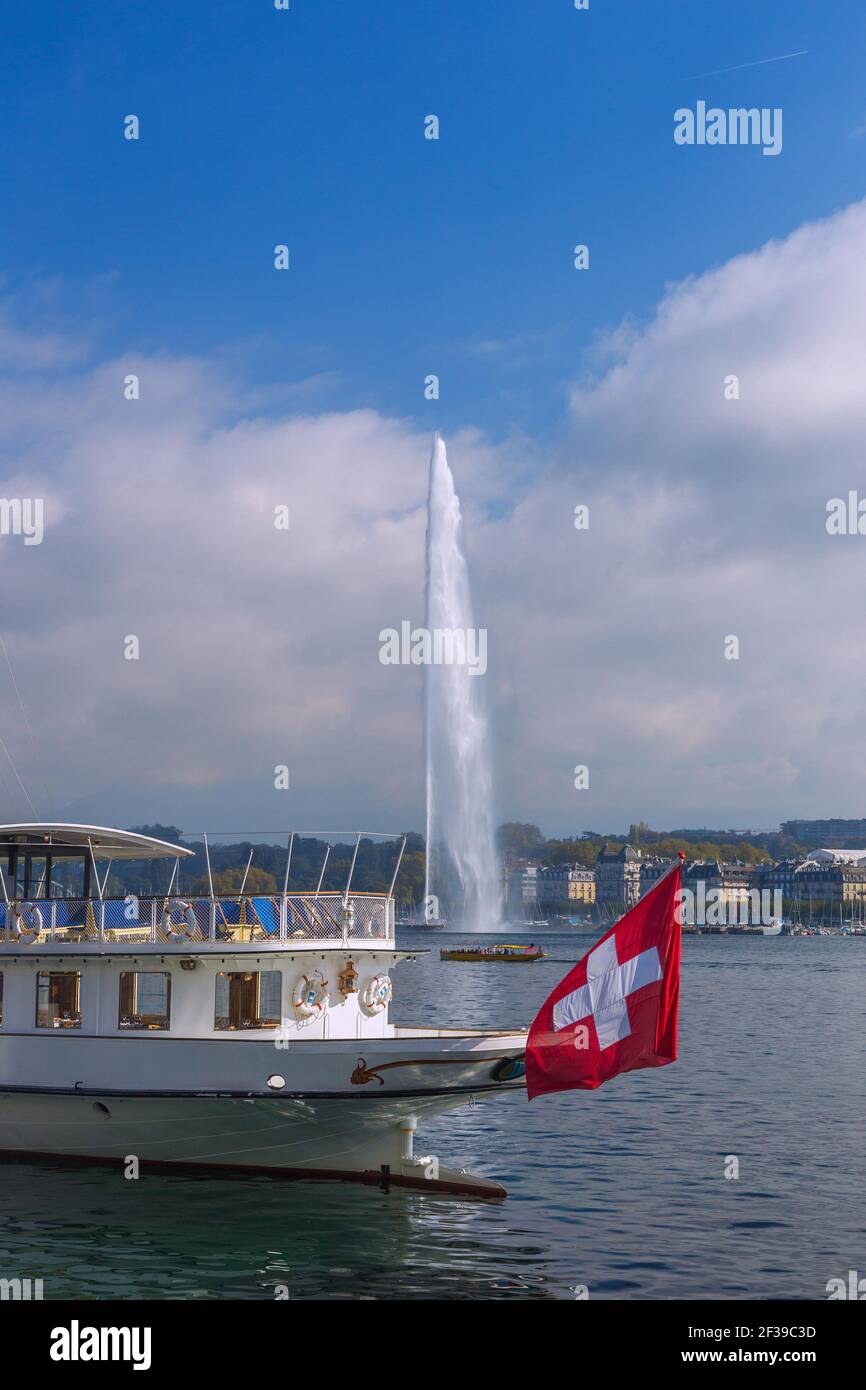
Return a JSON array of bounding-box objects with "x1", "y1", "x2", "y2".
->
[{"x1": 0, "y1": 970, "x2": 283, "y2": 1032}]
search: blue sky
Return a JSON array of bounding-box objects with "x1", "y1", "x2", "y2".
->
[
  {"x1": 2, "y1": 2, "x2": 864, "y2": 444},
  {"x1": 2, "y1": 3, "x2": 866, "y2": 837}
]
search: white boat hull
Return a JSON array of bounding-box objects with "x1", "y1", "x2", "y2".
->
[{"x1": 0, "y1": 1029, "x2": 528, "y2": 1197}]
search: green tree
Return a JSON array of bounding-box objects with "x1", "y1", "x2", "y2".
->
[
  {"x1": 190, "y1": 866, "x2": 278, "y2": 896},
  {"x1": 395, "y1": 850, "x2": 426, "y2": 905},
  {"x1": 496, "y1": 822, "x2": 546, "y2": 860}
]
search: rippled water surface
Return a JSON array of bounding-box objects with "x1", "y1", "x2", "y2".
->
[{"x1": 0, "y1": 932, "x2": 863, "y2": 1299}]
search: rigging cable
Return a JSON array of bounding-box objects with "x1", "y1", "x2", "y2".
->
[
  {"x1": 0, "y1": 629, "x2": 45, "y2": 817},
  {"x1": 0, "y1": 726, "x2": 37, "y2": 818}
]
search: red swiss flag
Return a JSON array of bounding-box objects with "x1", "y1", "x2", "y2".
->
[{"x1": 526, "y1": 861, "x2": 682, "y2": 1100}]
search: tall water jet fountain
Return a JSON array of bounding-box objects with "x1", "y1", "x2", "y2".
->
[{"x1": 424, "y1": 435, "x2": 501, "y2": 932}]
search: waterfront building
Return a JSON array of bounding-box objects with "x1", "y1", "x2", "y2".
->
[
  {"x1": 754, "y1": 858, "x2": 806, "y2": 920},
  {"x1": 506, "y1": 862, "x2": 596, "y2": 913},
  {"x1": 834, "y1": 861, "x2": 866, "y2": 917},
  {"x1": 535, "y1": 866, "x2": 572, "y2": 908},
  {"x1": 505, "y1": 863, "x2": 540, "y2": 913},
  {"x1": 567, "y1": 866, "x2": 596, "y2": 905},
  {"x1": 533, "y1": 865, "x2": 597, "y2": 909},
  {"x1": 639, "y1": 857, "x2": 674, "y2": 896},
  {"x1": 756, "y1": 856, "x2": 866, "y2": 921},
  {"x1": 767, "y1": 856, "x2": 866, "y2": 922},
  {"x1": 595, "y1": 844, "x2": 641, "y2": 911},
  {"x1": 680, "y1": 859, "x2": 757, "y2": 926}
]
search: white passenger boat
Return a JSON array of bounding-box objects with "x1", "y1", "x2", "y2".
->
[{"x1": 0, "y1": 824, "x2": 528, "y2": 1197}]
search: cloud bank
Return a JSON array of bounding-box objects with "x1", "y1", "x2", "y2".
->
[{"x1": 1, "y1": 198, "x2": 865, "y2": 834}]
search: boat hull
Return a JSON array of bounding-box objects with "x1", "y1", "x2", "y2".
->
[
  {"x1": 0, "y1": 1029, "x2": 528, "y2": 1197},
  {"x1": 0, "y1": 1090, "x2": 513, "y2": 1195}
]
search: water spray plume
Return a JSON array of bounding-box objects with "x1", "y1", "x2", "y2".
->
[{"x1": 424, "y1": 435, "x2": 501, "y2": 931}]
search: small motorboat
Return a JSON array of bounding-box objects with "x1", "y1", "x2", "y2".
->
[{"x1": 440, "y1": 942, "x2": 547, "y2": 963}]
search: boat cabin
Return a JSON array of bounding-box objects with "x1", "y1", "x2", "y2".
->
[{"x1": 0, "y1": 824, "x2": 406, "y2": 1046}]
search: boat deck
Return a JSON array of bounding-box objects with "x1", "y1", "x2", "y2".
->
[{"x1": 0, "y1": 891, "x2": 394, "y2": 951}]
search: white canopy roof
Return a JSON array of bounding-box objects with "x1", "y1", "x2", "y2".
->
[
  {"x1": 807, "y1": 847, "x2": 866, "y2": 865},
  {"x1": 0, "y1": 823, "x2": 193, "y2": 860}
]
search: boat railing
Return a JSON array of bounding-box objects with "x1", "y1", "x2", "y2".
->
[{"x1": 0, "y1": 891, "x2": 393, "y2": 947}]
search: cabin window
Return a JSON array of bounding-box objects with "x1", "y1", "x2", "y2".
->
[
  {"x1": 214, "y1": 971, "x2": 281, "y2": 1030},
  {"x1": 118, "y1": 972, "x2": 171, "y2": 1030},
  {"x1": 36, "y1": 971, "x2": 81, "y2": 1029}
]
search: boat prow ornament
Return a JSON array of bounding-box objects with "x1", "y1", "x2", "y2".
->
[{"x1": 351, "y1": 1056, "x2": 383, "y2": 1086}]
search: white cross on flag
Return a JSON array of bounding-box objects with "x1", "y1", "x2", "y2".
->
[{"x1": 526, "y1": 860, "x2": 683, "y2": 1099}]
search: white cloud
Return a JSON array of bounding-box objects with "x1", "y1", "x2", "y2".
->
[
  {"x1": 481, "y1": 198, "x2": 866, "y2": 830},
  {"x1": 1, "y1": 198, "x2": 865, "y2": 835}
]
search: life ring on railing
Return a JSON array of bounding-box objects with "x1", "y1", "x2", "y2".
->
[
  {"x1": 163, "y1": 901, "x2": 197, "y2": 939},
  {"x1": 361, "y1": 974, "x2": 392, "y2": 1015},
  {"x1": 14, "y1": 901, "x2": 42, "y2": 944},
  {"x1": 292, "y1": 970, "x2": 329, "y2": 1019}
]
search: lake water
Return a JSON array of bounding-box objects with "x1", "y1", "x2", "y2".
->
[{"x1": 0, "y1": 930, "x2": 862, "y2": 1300}]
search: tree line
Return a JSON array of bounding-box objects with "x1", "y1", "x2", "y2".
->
[{"x1": 84, "y1": 819, "x2": 808, "y2": 902}]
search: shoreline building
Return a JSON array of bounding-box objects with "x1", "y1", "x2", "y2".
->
[
  {"x1": 503, "y1": 827, "x2": 866, "y2": 928},
  {"x1": 758, "y1": 851, "x2": 866, "y2": 922},
  {"x1": 679, "y1": 860, "x2": 756, "y2": 926},
  {"x1": 537, "y1": 865, "x2": 597, "y2": 910},
  {"x1": 567, "y1": 866, "x2": 596, "y2": 907},
  {"x1": 505, "y1": 863, "x2": 597, "y2": 914},
  {"x1": 595, "y1": 844, "x2": 641, "y2": 913},
  {"x1": 536, "y1": 866, "x2": 573, "y2": 909},
  {"x1": 504, "y1": 863, "x2": 540, "y2": 915},
  {"x1": 639, "y1": 856, "x2": 675, "y2": 896}
]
